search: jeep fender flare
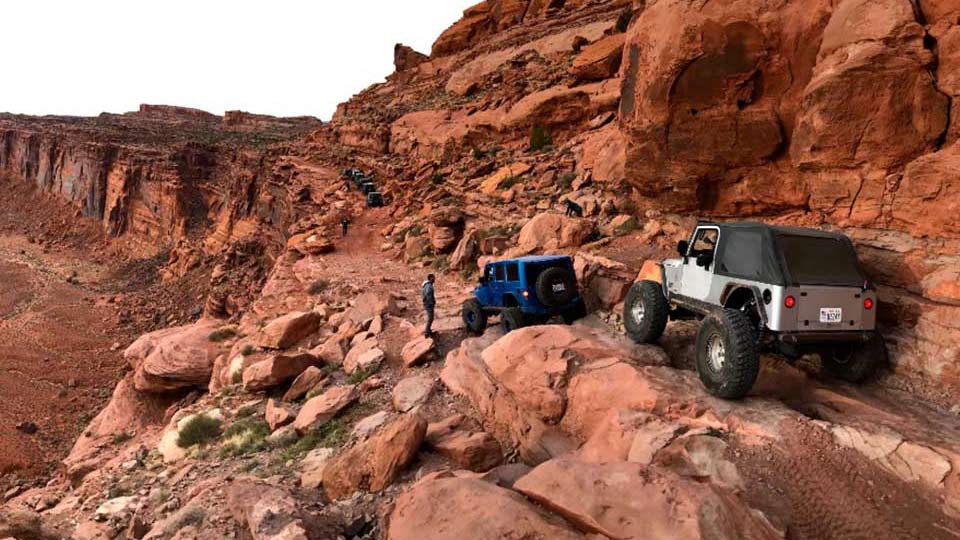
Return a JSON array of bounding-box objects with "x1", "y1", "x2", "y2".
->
[
  {"x1": 719, "y1": 284, "x2": 768, "y2": 325},
  {"x1": 635, "y1": 260, "x2": 668, "y2": 297}
]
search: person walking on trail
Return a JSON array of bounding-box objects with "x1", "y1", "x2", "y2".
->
[
  {"x1": 422, "y1": 274, "x2": 436, "y2": 339},
  {"x1": 340, "y1": 217, "x2": 350, "y2": 237}
]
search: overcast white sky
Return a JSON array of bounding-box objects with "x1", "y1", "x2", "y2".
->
[{"x1": 2, "y1": 1, "x2": 474, "y2": 120}]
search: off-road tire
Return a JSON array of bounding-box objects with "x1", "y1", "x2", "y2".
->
[
  {"x1": 500, "y1": 307, "x2": 525, "y2": 333},
  {"x1": 623, "y1": 281, "x2": 669, "y2": 343},
  {"x1": 562, "y1": 299, "x2": 588, "y2": 324},
  {"x1": 461, "y1": 299, "x2": 488, "y2": 335},
  {"x1": 535, "y1": 267, "x2": 577, "y2": 307},
  {"x1": 695, "y1": 309, "x2": 760, "y2": 399},
  {"x1": 823, "y1": 332, "x2": 887, "y2": 383}
]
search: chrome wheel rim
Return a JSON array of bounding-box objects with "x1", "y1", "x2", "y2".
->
[
  {"x1": 631, "y1": 298, "x2": 645, "y2": 325},
  {"x1": 707, "y1": 333, "x2": 726, "y2": 372}
]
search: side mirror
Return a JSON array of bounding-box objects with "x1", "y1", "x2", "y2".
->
[
  {"x1": 677, "y1": 240, "x2": 689, "y2": 256},
  {"x1": 696, "y1": 252, "x2": 714, "y2": 268}
]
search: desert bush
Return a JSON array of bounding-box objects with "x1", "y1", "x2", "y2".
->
[
  {"x1": 307, "y1": 279, "x2": 329, "y2": 295},
  {"x1": 219, "y1": 418, "x2": 271, "y2": 458},
  {"x1": 176, "y1": 413, "x2": 222, "y2": 448},
  {"x1": 529, "y1": 125, "x2": 553, "y2": 151},
  {"x1": 208, "y1": 327, "x2": 237, "y2": 342}
]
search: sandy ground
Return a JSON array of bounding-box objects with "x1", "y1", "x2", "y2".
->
[{"x1": 0, "y1": 235, "x2": 126, "y2": 476}]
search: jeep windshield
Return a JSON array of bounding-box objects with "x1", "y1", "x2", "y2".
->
[{"x1": 776, "y1": 234, "x2": 865, "y2": 287}]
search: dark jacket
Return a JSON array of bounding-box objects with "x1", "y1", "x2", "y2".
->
[{"x1": 421, "y1": 281, "x2": 436, "y2": 309}]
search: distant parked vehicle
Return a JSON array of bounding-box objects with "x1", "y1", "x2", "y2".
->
[
  {"x1": 623, "y1": 221, "x2": 886, "y2": 399},
  {"x1": 361, "y1": 181, "x2": 376, "y2": 195},
  {"x1": 366, "y1": 192, "x2": 385, "y2": 208},
  {"x1": 462, "y1": 255, "x2": 587, "y2": 334}
]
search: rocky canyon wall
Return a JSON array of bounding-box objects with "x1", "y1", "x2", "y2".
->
[{"x1": 327, "y1": 0, "x2": 960, "y2": 388}]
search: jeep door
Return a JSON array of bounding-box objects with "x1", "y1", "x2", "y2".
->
[{"x1": 678, "y1": 226, "x2": 719, "y2": 301}]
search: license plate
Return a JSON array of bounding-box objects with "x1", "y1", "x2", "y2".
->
[
  {"x1": 820, "y1": 308, "x2": 842, "y2": 323},
  {"x1": 552, "y1": 283, "x2": 566, "y2": 292}
]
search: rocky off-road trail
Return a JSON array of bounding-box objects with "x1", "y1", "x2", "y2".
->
[{"x1": 3, "y1": 0, "x2": 960, "y2": 538}]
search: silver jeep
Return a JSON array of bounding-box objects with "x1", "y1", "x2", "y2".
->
[{"x1": 624, "y1": 221, "x2": 887, "y2": 399}]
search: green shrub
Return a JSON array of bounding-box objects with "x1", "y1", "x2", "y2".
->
[
  {"x1": 176, "y1": 414, "x2": 222, "y2": 448},
  {"x1": 240, "y1": 345, "x2": 256, "y2": 356},
  {"x1": 280, "y1": 419, "x2": 348, "y2": 461},
  {"x1": 472, "y1": 147, "x2": 486, "y2": 160},
  {"x1": 219, "y1": 418, "x2": 271, "y2": 458},
  {"x1": 165, "y1": 507, "x2": 206, "y2": 536},
  {"x1": 347, "y1": 364, "x2": 381, "y2": 385},
  {"x1": 307, "y1": 279, "x2": 329, "y2": 295},
  {"x1": 529, "y1": 125, "x2": 553, "y2": 152},
  {"x1": 112, "y1": 431, "x2": 133, "y2": 445},
  {"x1": 432, "y1": 173, "x2": 446, "y2": 185},
  {"x1": 208, "y1": 327, "x2": 238, "y2": 343},
  {"x1": 235, "y1": 404, "x2": 257, "y2": 418}
]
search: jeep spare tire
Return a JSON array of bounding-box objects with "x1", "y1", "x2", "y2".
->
[{"x1": 535, "y1": 267, "x2": 577, "y2": 307}]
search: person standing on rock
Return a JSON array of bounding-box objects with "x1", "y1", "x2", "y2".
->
[
  {"x1": 422, "y1": 274, "x2": 436, "y2": 339},
  {"x1": 340, "y1": 217, "x2": 350, "y2": 237}
]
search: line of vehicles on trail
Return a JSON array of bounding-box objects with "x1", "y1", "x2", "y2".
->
[
  {"x1": 341, "y1": 168, "x2": 384, "y2": 207},
  {"x1": 461, "y1": 221, "x2": 886, "y2": 400}
]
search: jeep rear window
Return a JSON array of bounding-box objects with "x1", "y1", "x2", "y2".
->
[
  {"x1": 506, "y1": 263, "x2": 519, "y2": 281},
  {"x1": 777, "y1": 234, "x2": 864, "y2": 286}
]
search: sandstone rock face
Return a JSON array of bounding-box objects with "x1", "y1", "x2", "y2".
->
[
  {"x1": 517, "y1": 212, "x2": 596, "y2": 253},
  {"x1": 388, "y1": 477, "x2": 584, "y2": 540},
  {"x1": 265, "y1": 399, "x2": 295, "y2": 431},
  {"x1": 293, "y1": 385, "x2": 359, "y2": 434},
  {"x1": 322, "y1": 414, "x2": 427, "y2": 500},
  {"x1": 256, "y1": 311, "x2": 322, "y2": 350},
  {"x1": 514, "y1": 458, "x2": 780, "y2": 539},
  {"x1": 570, "y1": 33, "x2": 625, "y2": 81},
  {"x1": 242, "y1": 352, "x2": 317, "y2": 393},
  {"x1": 394, "y1": 43, "x2": 428, "y2": 73},
  {"x1": 124, "y1": 320, "x2": 222, "y2": 393},
  {"x1": 62, "y1": 374, "x2": 176, "y2": 485}
]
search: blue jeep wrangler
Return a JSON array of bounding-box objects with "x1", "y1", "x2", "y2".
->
[{"x1": 462, "y1": 255, "x2": 588, "y2": 334}]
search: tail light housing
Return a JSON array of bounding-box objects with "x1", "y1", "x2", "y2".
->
[
  {"x1": 784, "y1": 295, "x2": 796, "y2": 309},
  {"x1": 864, "y1": 298, "x2": 874, "y2": 310}
]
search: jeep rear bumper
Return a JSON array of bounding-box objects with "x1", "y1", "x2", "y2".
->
[{"x1": 776, "y1": 330, "x2": 874, "y2": 345}]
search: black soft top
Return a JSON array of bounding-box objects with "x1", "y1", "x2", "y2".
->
[{"x1": 700, "y1": 221, "x2": 867, "y2": 287}]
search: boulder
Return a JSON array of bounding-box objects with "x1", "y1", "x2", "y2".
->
[
  {"x1": 265, "y1": 399, "x2": 295, "y2": 431},
  {"x1": 345, "y1": 343, "x2": 385, "y2": 375},
  {"x1": 322, "y1": 414, "x2": 427, "y2": 500},
  {"x1": 282, "y1": 366, "x2": 326, "y2": 402},
  {"x1": 287, "y1": 229, "x2": 334, "y2": 257},
  {"x1": 226, "y1": 478, "x2": 309, "y2": 540},
  {"x1": 352, "y1": 410, "x2": 390, "y2": 440},
  {"x1": 299, "y1": 448, "x2": 335, "y2": 489},
  {"x1": 388, "y1": 477, "x2": 584, "y2": 540},
  {"x1": 311, "y1": 335, "x2": 346, "y2": 366},
  {"x1": 570, "y1": 33, "x2": 626, "y2": 80},
  {"x1": 517, "y1": 213, "x2": 595, "y2": 253},
  {"x1": 343, "y1": 337, "x2": 380, "y2": 374},
  {"x1": 514, "y1": 458, "x2": 780, "y2": 540},
  {"x1": 449, "y1": 229, "x2": 479, "y2": 270},
  {"x1": 401, "y1": 336, "x2": 435, "y2": 367},
  {"x1": 425, "y1": 415, "x2": 503, "y2": 472},
  {"x1": 124, "y1": 320, "x2": 222, "y2": 393},
  {"x1": 256, "y1": 311, "x2": 323, "y2": 350},
  {"x1": 479, "y1": 163, "x2": 531, "y2": 194},
  {"x1": 242, "y1": 353, "x2": 318, "y2": 393},
  {"x1": 293, "y1": 385, "x2": 359, "y2": 434},
  {"x1": 392, "y1": 375, "x2": 435, "y2": 412}
]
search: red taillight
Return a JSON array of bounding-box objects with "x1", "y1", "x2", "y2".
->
[
  {"x1": 784, "y1": 296, "x2": 796, "y2": 309},
  {"x1": 864, "y1": 298, "x2": 874, "y2": 310}
]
